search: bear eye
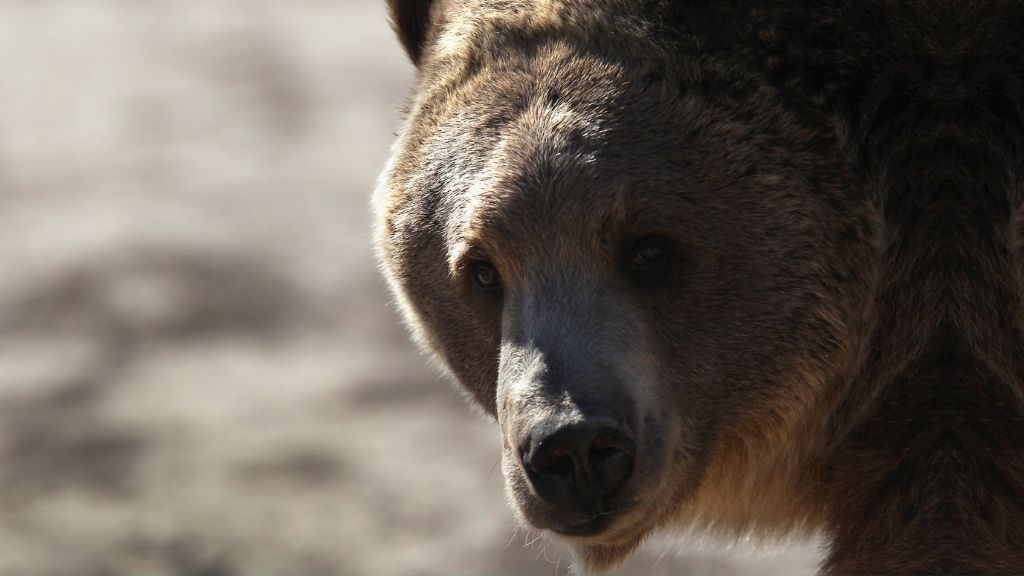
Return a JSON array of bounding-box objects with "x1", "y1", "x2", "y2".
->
[
  {"x1": 472, "y1": 262, "x2": 502, "y2": 291},
  {"x1": 628, "y1": 237, "x2": 670, "y2": 271}
]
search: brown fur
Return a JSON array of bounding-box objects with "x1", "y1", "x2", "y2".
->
[{"x1": 376, "y1": 1, "x2": 1024, "y2": 573}]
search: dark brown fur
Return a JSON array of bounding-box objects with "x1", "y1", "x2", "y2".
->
[{"x1": 377, "y1": 1, "x2": 1024, "y2": 573}]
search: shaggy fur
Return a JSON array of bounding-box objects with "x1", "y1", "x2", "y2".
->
[{"x1": 375, "y1": 1, "x2": 1024, "y2": 573}]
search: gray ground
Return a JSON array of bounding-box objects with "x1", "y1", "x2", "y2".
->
[{"x1": 0, "y1": 1, "x2": 821, "y2": 574}]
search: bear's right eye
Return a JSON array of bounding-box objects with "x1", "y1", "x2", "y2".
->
[{"x1": 472, "y1": 262, "x2": 502, "y2": 291}]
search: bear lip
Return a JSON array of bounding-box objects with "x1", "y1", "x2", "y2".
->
[
  {"x1": 544, "y1": 498, "x2": 640, "y2": 538},
  {"x1": 551, "y1": 515, "x2": 611, "y2": 537}
]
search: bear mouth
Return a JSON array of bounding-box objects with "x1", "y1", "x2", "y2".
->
[
  {"x1": 547, "y1": 499, "x2": 640, "y2": 538},
  {"x1": 552, "y1": 515, "x2": 611, "y2": 537}
]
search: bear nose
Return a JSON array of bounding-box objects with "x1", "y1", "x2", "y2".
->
[{"x1": 520, "y1": 416, "x2": 636, "y2": 510}]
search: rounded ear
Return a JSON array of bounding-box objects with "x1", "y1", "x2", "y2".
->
[{"x1": 387, "y1": 0, "x2": 436, "y2": 66}]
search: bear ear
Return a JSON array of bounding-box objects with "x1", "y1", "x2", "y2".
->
[{"x1": 387, "y1": 0, "x2": 436, "y2": 66}]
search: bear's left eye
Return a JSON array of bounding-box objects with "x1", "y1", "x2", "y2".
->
[
  {"x1": 628, "y1": 237, "x2": 670, "y2": 271},
  {"x1": 623, "y1": 236, "x2": 673, "y2": 287}
]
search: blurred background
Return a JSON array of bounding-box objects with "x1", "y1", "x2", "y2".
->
[{"x1": 0, "y1": 1, "x2": 820, "y2": 574}]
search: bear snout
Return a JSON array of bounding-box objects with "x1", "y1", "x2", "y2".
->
[{"x1": 517, "y1": 412, "x2": 637, "y2": 533}]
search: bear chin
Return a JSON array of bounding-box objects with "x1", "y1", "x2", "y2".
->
[{"x1": 573, "y1": 539, "x2": 645, "y2": 573}]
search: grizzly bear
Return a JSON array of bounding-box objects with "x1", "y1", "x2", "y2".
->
[{"x1": 374, "y1": 1, "x2": 1024, "y2": 573}]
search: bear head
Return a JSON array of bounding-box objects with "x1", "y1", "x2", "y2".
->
[{"x1": 375, "y1": 0, "x2": 879, "y2": 569}]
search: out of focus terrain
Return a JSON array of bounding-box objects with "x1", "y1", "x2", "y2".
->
[{"x1": 0, "y1": 1, "x2": 820, "y2": 574}]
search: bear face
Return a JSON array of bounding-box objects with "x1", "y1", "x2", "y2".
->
[
  {"x1": 376, "y1": 1, "x2": 880, "y2": 565},
  {"x1": 378, "y1": 1, "x2": 1024, "y2": 572},
  {"x1": 376, "y1": 1, "x2": 882, "y2": 569}
]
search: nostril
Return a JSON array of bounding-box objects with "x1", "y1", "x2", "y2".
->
[
  {"x1": 590, "y1": 432, "x2": 629, "y2": 458},
  {"x1": 588, "y1": 432, "x2": 635, "y2": 497},
  {"x1": 534, "y1": 448, "x2": 575, "y2": 477}
]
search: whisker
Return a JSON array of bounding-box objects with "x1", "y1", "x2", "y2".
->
[
  {"x1": 487, "y1": 457, "x2": 501, "y2": 480},
  {"x1": 506, "y1": 525, "x2": 519, "y2": 549}
]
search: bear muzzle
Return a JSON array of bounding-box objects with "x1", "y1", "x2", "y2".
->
[{"x1": 514, "y1": 409, "x2": 638, "y2": 535}]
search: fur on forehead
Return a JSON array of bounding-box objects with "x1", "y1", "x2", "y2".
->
[
  {"x1": 419, "y1": 0, "x2": 676, "y2": 81},
  {"x1": 392, "y1": 0, "x2": 819, "y2": 283},
  {"x1": 443, "y1": 79, "x2": 630, "y2": 279}
]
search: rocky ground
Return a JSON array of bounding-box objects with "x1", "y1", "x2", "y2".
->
[{"x1": 0, "y1": 1, "x2": 820, "y2": 574}]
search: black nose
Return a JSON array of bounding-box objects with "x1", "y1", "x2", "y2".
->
[{"x1": 520, "y1": 416, "x2": 636, "y2": 510}]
